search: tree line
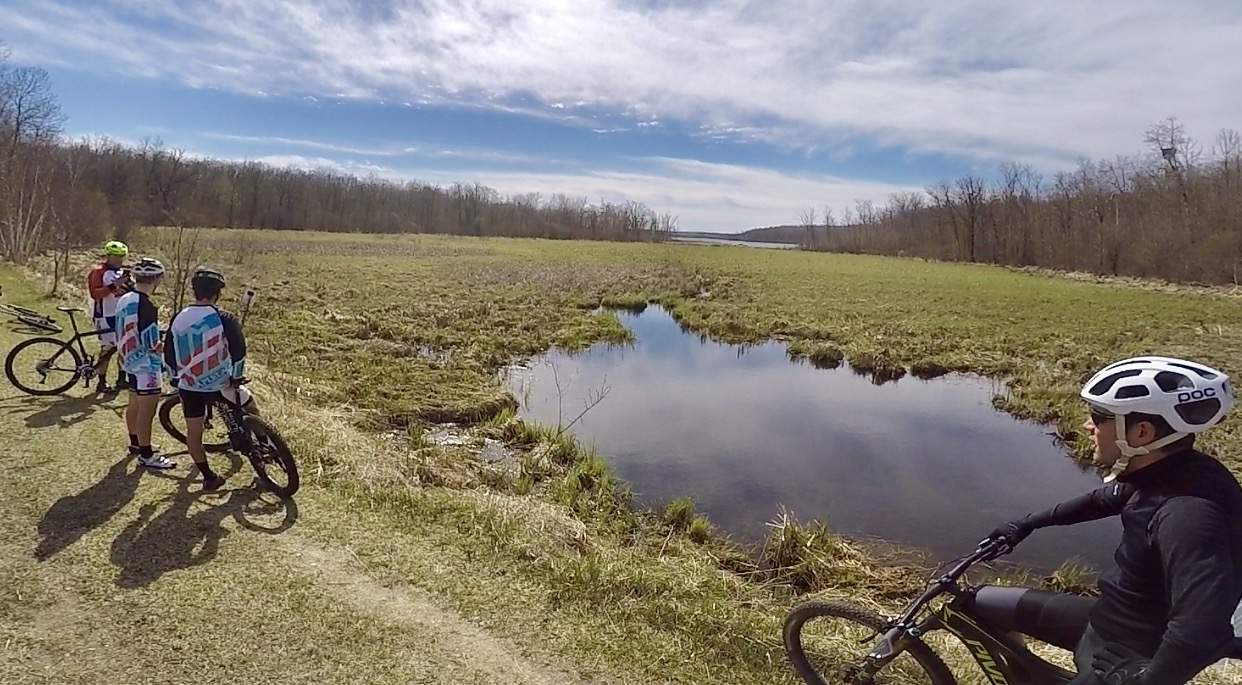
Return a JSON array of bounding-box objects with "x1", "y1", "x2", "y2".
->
[
  {"x1": 802, "y1": 117, "x2": 1242, "y2": 284},
  {"x1": 0, "y1": 46, "x2": 676, "y2": 270}
]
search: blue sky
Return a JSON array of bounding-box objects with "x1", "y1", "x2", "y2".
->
[{"x1": 3, "y1": 1, "x2": 1241, "y2": 231}]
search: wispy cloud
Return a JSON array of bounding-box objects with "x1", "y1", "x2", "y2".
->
[
  {"x1": 202, "y1": 132, "x2": 546, "y2": 165},
  {"x1": 429, "y1": 157, "x2": 924, "y2": 231},
  {"x1": 203, "y1": 132, "x2": 399, "y2": 157},
  {"x1": 251, "y1": 154, "x2": 400, "y2": 177},
  {"x1": 4, "y1": 1, "x2": 1241, "y2": 168},
  {"x1": 243, "y1": 153, "x2": 921, "y2": 231}
]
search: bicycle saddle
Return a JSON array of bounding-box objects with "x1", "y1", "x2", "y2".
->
[{"x1": 56, "y1": 306, "x2": 83, "y2": 313}]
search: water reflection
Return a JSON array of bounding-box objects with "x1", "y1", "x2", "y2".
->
[{"x1": 506, "y1": 306, "x2": 1119, "y2": 571}]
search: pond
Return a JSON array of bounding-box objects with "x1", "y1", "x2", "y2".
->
[
  {"x1": 504, "y1": 305, "x2": 1119, "y2": 571},
  {"x1": 669, "y1": 236, "x2": 798, "y2": 249}
]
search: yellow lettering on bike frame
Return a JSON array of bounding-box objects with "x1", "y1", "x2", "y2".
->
[{"x1": 937, "y1": 605, "x2": 1010, "y2": 685}]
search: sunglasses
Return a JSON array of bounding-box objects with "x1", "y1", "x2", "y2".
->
[{"x1": 1089, "y1": 410, "x2": 1115, "y2": 426}]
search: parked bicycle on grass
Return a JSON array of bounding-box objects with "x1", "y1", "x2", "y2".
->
[{"x1": 5, "y1": 303, "x2": 115, "y2": 395}]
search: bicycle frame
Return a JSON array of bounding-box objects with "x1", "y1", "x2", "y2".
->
[
  {"x1": 64, "y1": 310, "x2": 110, "y2": 359},
  {"x1": 32, "y1": 310, "x2": 110, "y2": 378},
  {"x1": 858, "y1": 541, "x2": 1074, "y2": 685},
  {"x1": 930, "y1": 599, "x2": 1075, "y2": 685}
]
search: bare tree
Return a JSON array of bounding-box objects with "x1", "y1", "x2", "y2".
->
[
  {"x1": 0, "y1": 49, "x2": 63, "y2": 263},
  {"x1": 1144, "y1": 116, "x2": 1200, "y2": 172},
  {"x1": 48, "y1": 140, "x2": 108, "y2": 294},
  {"x1": 1215, "y1": 129, "x2": 1242, "y2": 188},
  {"x1": 799, "y1": 207, "x2": 817, "y2": 249},
  {"x1": 0, "y1": 65, "x2": 64, "y2": 151},
  {"x1": 160, "y1": 222, "x2": 203, "y2": 312}
]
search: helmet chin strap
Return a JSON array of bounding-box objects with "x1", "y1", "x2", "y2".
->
[{"x1": 1104, "y1": 414, "x2": 1187, "y2": 483}]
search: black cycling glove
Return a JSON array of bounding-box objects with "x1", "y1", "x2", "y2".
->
[
  {"x1": 988, "y1": 519, "x2": 1034, "y2": 547},
  {"x1": 1092, "y1": 642, "x2": 1150, "y2": 685}
]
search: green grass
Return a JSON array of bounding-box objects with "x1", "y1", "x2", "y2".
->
[
  {"x1": 116, "y1": 226, "x2": 1242, "y2": 473},
  {"x1": 15, "y1": 228, "x2": 1242, "y2": 684}
]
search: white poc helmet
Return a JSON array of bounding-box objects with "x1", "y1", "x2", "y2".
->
[
  {"x1": 130, "y1": 257, "x2": 165, "y2": 278},
  {"x1": 1081, "y1": 356, "x2": 1233, "y2": 481}
]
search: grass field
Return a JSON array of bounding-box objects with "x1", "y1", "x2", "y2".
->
[
  {"x1": 135, "y1": 227, "x2": 1242, "y2": 468},
  {"x1": 6, "y1": 227, "x2": 1242, "y2": 684}
]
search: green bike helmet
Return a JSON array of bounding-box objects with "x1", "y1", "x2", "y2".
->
[{"x1": 103, "y1": 240, "x2": 129, "y2": 257}]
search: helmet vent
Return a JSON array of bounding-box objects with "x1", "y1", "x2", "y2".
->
[
  {"x1": 1105, "y1": 359, "x2": 1153, "y2": 371},
  {"x1": 1176, "y1": 398, "x2": 1222, "y2": 425},
  {"x1": 1167, "y1": 362, "x2": 1218, "y2": 380},
  {"x1": 1115, "y1": 385, "x2": 1150, "y2": 399},
  {"x1": 1089, "y1": 369, "x2": 1142, "y2": 395},
  {"x1": 1155, "y1": 371, "x2": 1194, "y2": 393}
]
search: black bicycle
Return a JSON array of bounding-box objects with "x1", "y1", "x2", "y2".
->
[
  {"x1": 783, "y1": 538, "x2": 1242, "y2": 684},
  {"x1": 4, "y1": 306, "x2": 110, "y2": 395},
  {"x1": 160, "y1": 381, "x2": 299, "y2": 499}
]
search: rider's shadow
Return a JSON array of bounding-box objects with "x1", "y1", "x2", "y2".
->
[
  {"x1": 109, "y1": 478, "x2": 299, "y2": 589},
  {"x1": 0, "y1": 394, "x2": 124, "y2": 430},
  {"x1": 34, "y1": 455, "x2": 143, "y2": 560}
]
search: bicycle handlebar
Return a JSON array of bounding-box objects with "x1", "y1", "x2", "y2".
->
[{"x1": 895, "y1": 538, "x2": 1011, "y2": 626}]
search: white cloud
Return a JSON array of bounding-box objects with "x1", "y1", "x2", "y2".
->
[
  {"x1": 203, "y1": 132, "x2": 545, "y2": 164},
  {"x1": 4, "y1": 1, "x2": 1241, "y2": 168},
  {"x1": 394, "y1": 157, "x2": 921, "y2": 231},
  {"x1": 252, "y1": 154, "x2": 399, "y2": 177},
  {"x1": 203, "y1": 132, "x2": 400, "y2": 157},
  {"x1": 227, "y1": 148, "x2": 915, "y2": 231}
]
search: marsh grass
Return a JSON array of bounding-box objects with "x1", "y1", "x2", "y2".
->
[{"x1": 40, "y1": 226, "x2": 1237, "y2": 684}]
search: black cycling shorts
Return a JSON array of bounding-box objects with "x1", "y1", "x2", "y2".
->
[
  {"x1": 179, "y1": 387, "x2": 254, "y2": 419},
  {"x1": 179, "y1": 389, "x2": 217, "y2": 419}
]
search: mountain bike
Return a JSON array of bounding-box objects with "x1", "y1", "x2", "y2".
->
[
  {"x1": 783, "y1": 538, "x2": 1242, "y2": 684},
  {"x1": 161, "y1": 381, "x2": 300, "y2": 499},
  {"x1": 4, "y1": 306, "x2": 109, "y2": 395},
  {"x1": 0, "y1": 302, "x2": 63, "y2": 333}
]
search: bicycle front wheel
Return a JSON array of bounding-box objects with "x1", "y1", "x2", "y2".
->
[
  {"x1": 784, "y1": 601, "x2": 957, "y2": 685},
  {"x1": 5, "y1": 337, "x2": 82, "y2": 395},
  {"x1": 243, "y1": 415, "x2": 300, "y2": 498}
]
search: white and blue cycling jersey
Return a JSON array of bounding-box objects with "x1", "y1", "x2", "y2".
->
[
  {"x1": 115, "y1": 290, "x2": 161, "y2": 374},
  {"x1": 163, "y1": 304, "x2": 247, "y2": 392}
]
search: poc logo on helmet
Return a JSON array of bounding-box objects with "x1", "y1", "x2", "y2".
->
[{"x1": 1178, "y1": 388, "x2": 1217, "y2": 403}]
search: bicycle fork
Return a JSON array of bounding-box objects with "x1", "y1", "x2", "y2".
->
[{"x1": 851, "y1": 615, "x2": 944, "y2": 682}]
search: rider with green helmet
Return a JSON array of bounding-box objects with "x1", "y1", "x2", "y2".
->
[{"x1": 87, "y1": 240, "x2": 134, "y2": 393}]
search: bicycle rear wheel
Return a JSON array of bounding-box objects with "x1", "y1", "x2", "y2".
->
[
  {"x1": 784, "y1": 601, "x2": 957, "y2": 685},
  {"x1": 158, "y1": 394, "x2": 232, "y2": 452},
  {"x1": 243, "y1": 415, "x2": 300, "y2": 498},
  {"x1": 5, "y1": 338, "x2": 82, "y2": 395}
]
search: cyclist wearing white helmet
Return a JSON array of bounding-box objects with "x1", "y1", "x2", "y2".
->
[
  {"x1": 115, "y1": 257, "x2": 174, "y2": 470},
  {"x1": 984, "y1": 356, "x2": 1242, "y2": 685}
]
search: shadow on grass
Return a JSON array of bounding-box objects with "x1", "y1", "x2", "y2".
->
[
  {"x1": 109, "y1": 474, "x2": 300, "y2": 589},
  {"x1": 0, "y1": 393, "x2": 123, "y2": 429},
  {"x1": 34, "y1": 455, "x2": 143, "y2": 561}
]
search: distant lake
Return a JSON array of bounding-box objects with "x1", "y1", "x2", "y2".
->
[{"x1": 669, "y1": 236, "x2": 798, "y2": 250}]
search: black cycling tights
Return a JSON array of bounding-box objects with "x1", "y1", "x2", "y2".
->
[
  {"x1": 972, "y1": 585, "x2": 1095, "y2": 651},
  {"x1": 973, "y1": 586, "x2": 1103, "y2": 683}
]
